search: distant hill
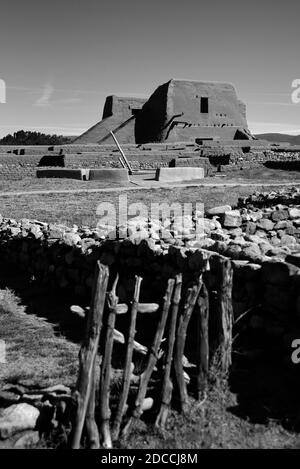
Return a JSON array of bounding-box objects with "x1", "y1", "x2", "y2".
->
[{"x1": 255, "y1": 133, "x2": 300, "y2": 145}]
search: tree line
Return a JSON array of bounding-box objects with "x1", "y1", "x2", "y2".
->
[{"x1": 0, "y1": 130, "x2": 73, "y2": 145}]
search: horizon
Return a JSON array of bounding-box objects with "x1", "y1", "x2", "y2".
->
[{"x1": 0, "y1": 0, "x2": 299, "y2": 138}]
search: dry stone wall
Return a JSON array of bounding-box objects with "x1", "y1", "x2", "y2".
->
[
  {"x1": 0, "y1": 194, "x2": 300, "y2": 326},
  {"x1": 0, "y1": 155, "x2": 42, "y2": 179},
  {"x1": 0, "y1": 213, "x2": 300, "y2": 393}
]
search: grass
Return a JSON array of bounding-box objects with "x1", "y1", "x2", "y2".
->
[
  {"x1": 0, "y1": 167, "x2": 299, "y2": 226},
  {"x1": 0, "y1": 288, "x2": 79, "y2": 389},
  {"x1": 0, "y1": 166, "x2": 298, "y2": 226},
  {"x1": 0, "y1": 183, "x2": 300, "y2": 227},
  {"x1": 0, "y1": 177, "x2": 130, "y2": 193},
  {"x1": 121, "y1": 364, "x2": 300, "y2": 450}
]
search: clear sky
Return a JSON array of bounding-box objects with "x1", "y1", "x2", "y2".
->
[{"x1": 0, "y1": 0, "x2": 299, "y2": 137}]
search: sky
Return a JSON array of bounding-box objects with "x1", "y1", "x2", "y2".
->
[{"x1": 0, "y1": 0, "x2": 299, "y2": 137}]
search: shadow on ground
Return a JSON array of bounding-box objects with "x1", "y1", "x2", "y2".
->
[
  {"x1": 228, "y1": 324, "x2": 300, "y2": 432},
  {"x1": 0, "y1": 263, "x2": 85, "y2": 346}
]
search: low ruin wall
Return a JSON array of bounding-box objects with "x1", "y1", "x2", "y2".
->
[
  {"x1": 0, "y1": 153, "x2": 173, "y2": 180},
  {"x1": 0, "y1": 155, "x2": 42, "y2": 179},
  {"x1": 0, "y1": 146, "x2": 300, "y2": 180}
]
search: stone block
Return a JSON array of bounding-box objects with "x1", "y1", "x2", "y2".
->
[
  {"x1": 88, "y1": 168, "x2": 129, "y2": 182},
  {"x1": 36, "y1": 168, "x2": 89, "y2": 180},
  {"x1": 155, "y1": 167, "x2": 204, "y2": 182},
  {"x1": 0, "y1": 404, "x2": 40, "y2": 439},
  {"x1": 206, "y1": 205, "x2": 232, "y2": 216},
  {"x1": 222, "y1": 210, "x2": 242, "y2": 228}
]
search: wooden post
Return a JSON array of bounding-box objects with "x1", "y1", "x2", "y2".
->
[
  {"x1": 173, "y1": 276, "x2": 203, "y2": 414},
  {"x1": 71, "y1": 262, "x2": 109, "y2": 449},
  {"x1": 110, "y1": 130, "x2": 132, "y2": 175},
  {"x1": 118, "y1": 156, "x2": 126, "y2": 169},
  {"x1": 112, "y1": 276, "x2": 142, "y2": 441},
  {"x1": 155, "y1": 274, "x2": 182, "y2": 429},
  {"x1": 196, "y1": 282, "x2": 209, "y2": 401},
  {"x1": 99, "y1": 274, "x2": 119, "y2": 449},
  {"x1": 216, "y1": 258, "x2": 233, "y2": 373},
  {"x1": 85, "y1": 354, "x2": 100, "y2": 448},
  {"x1": 122, "y1": 278, "x2": 175, "y2": 439}
]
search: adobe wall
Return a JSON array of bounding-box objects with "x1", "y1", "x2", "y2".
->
[
  {"x1": 168, "y1": 80, "x2": 248, "y2": 129},
  {"x1": 74, "y1": 96, "x2": 147, "y2": 145},
  {"x1": 135, "y1": 82, "x2": 169, "y2": 144},
  {"x1": 74, "y1": 115, "x2": 137, "y2": 145},
  {"x1": 102, "y1": 95, "x2": 146, "y2": 119},
  {"x1": 164, "y1": 125, "x2": 239, "y2": 142},
  {"x1": 135, "y1": 79, "x2": 250, "y2": 143}
]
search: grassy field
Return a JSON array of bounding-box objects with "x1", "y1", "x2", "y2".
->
[
  {"x1": 0, "y1": 183, "x2": 300, "y2": 227},
  {"x1": 0, "y1": 167, "x2": 299, "y2": 226},
  {"x1": 0, "y1": 177, "x2": 131, "y2": 193},
  {"x1": 0, "y1": 288, "x2": 79, "y2": 390},
  {"x1": 0, "y1": 185, "x2": 276, "y2": 226}
]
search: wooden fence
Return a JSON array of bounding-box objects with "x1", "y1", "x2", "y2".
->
[{"x1": 70, "y1": 255, "x2": 233, "y2": 448}]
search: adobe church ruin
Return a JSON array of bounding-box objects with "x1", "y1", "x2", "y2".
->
[
  {"x1": 74, "y1": 79, "x2": 253, "y2": 145},
  {"x1": 75, "y1": 95, "x2": 147, "y2": 145}
]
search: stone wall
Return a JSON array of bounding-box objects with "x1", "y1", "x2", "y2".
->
[
  {"x1": 0, "y1": 206, "x2": 299, "y2": 321},
  {"x1": 0, "y1": 153, "x2": 173, "y2": 179},
  {"x1": 64, "y1": 153, "x2": 172, "y2": 171},
  {"x1": 232, "y1": 258, "x2": 300, "y2": 370},
  {"x1": 0, "y1": 155, "x2": 42, "y2": 179}
]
